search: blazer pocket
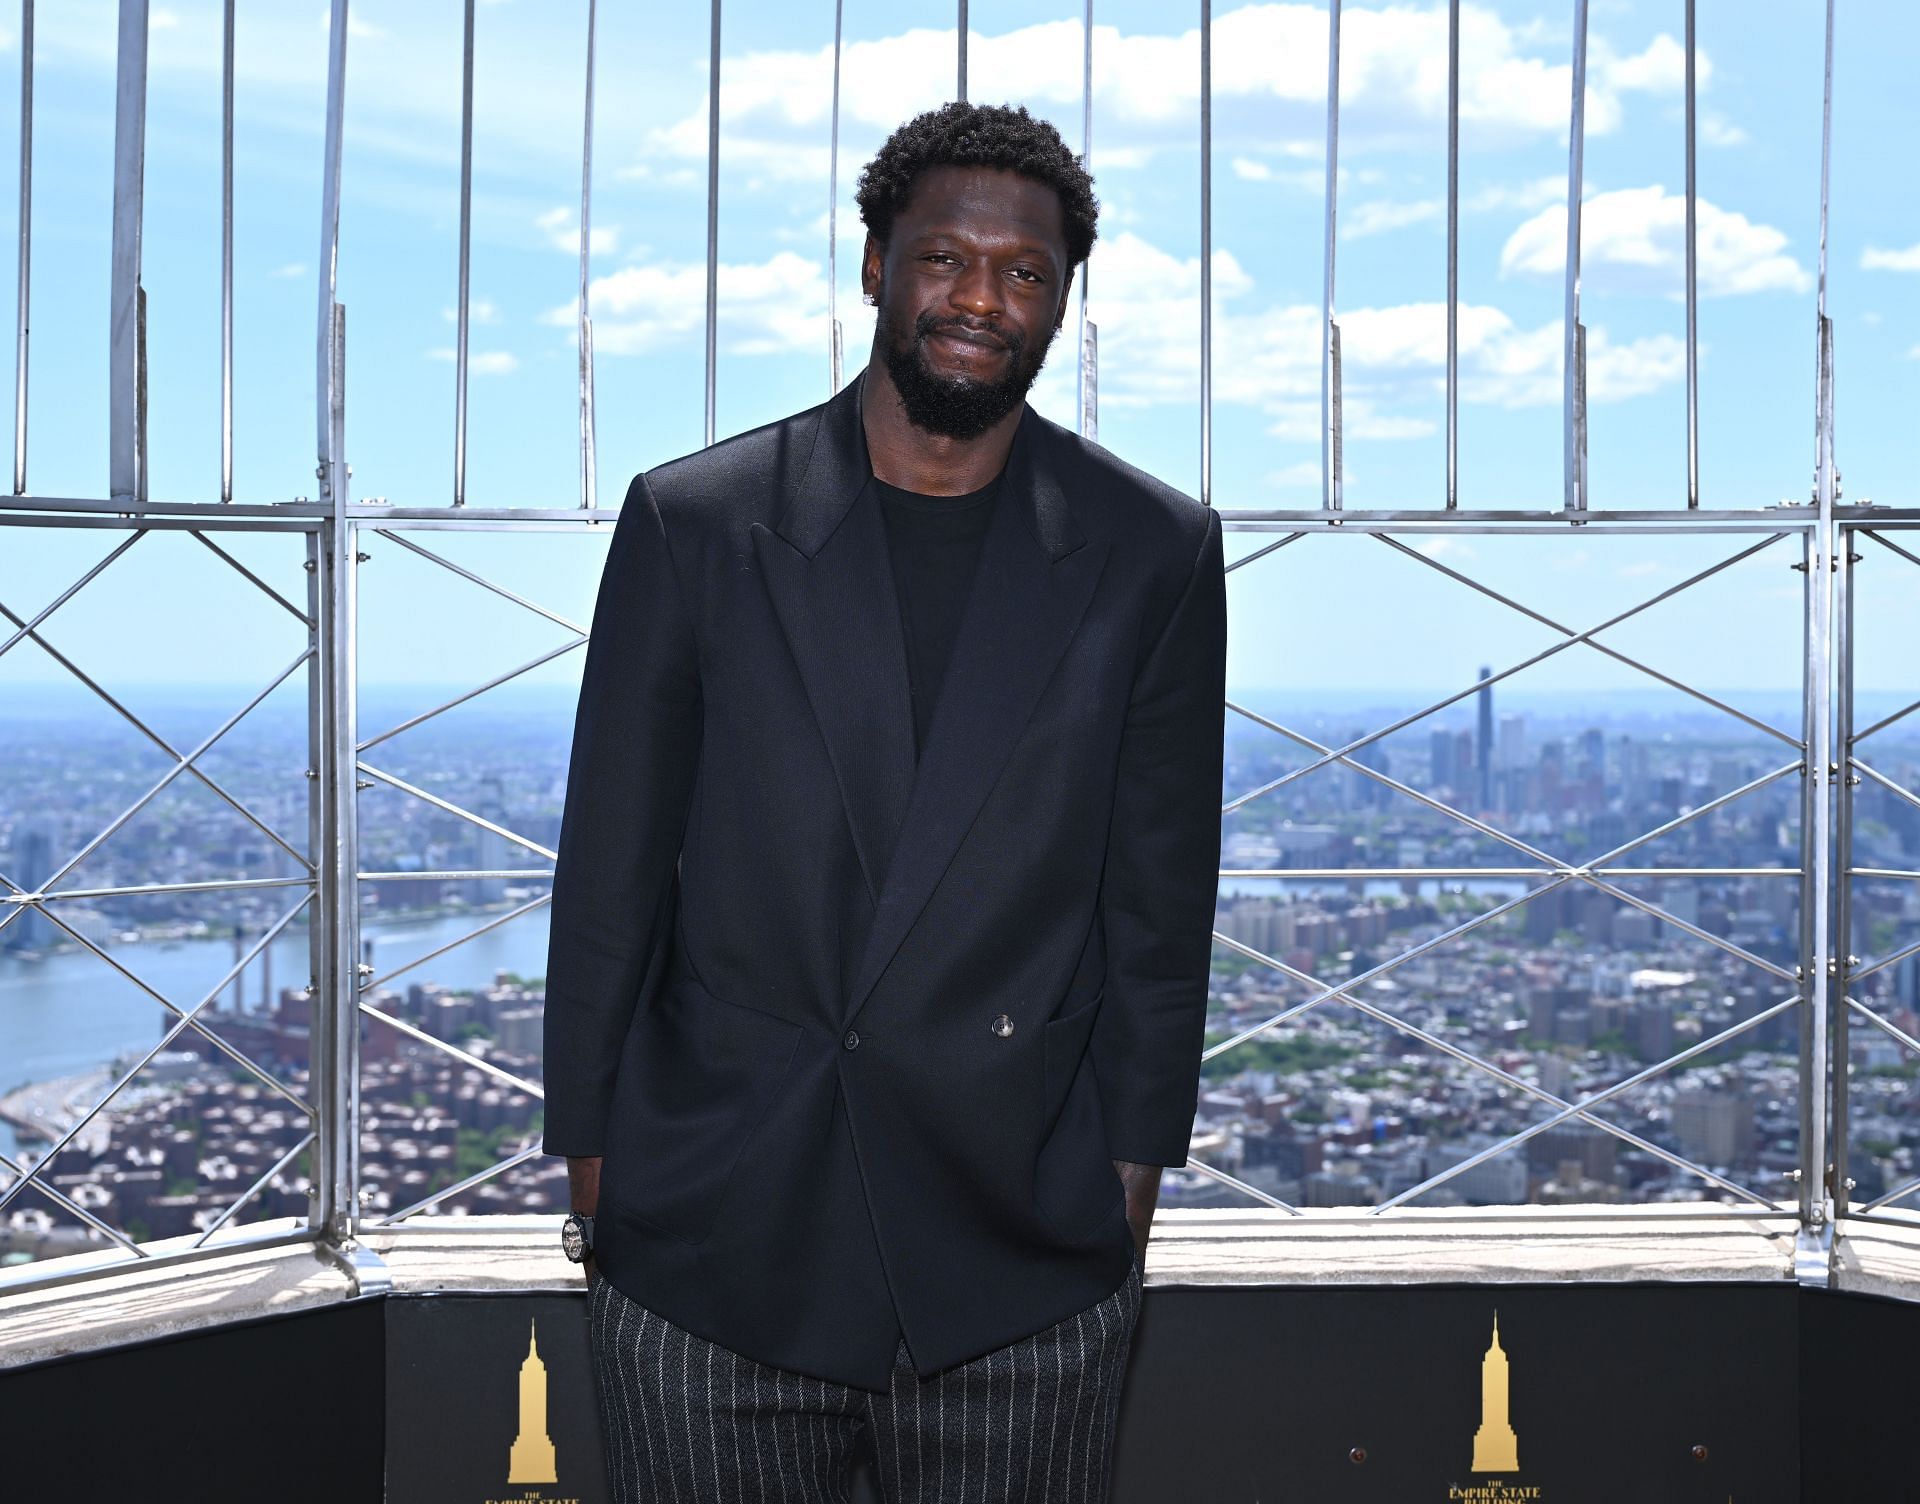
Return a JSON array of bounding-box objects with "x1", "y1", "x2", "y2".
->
[
  {"x1": 608, "y1": 973, "x2": 804, "y2": 1246},
  {"x1": 1035, "y1": 991, "x2": 1124, "y2": 1244}
]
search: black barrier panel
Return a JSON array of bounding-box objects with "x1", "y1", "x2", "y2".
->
[
  {"x1": 1796, "y1": 1284, "x2": 1920, "y2": 1500},
  {"x1": 387, "y1": 1292, "x2": 612, "y2": 1504},
  {"x1": 1108, "y1": 1282, "x2": 1800, "y2": 1503},
  {"x1": 22, "y1": 1278, "x2": 1913, "y2": 1500},
  {"x1": 0, "y1": 1296, "x2": 384, "y2": 1503},
  {"x1": 385, "y1": 1282, "x2": 1805, "y2": 1503}
]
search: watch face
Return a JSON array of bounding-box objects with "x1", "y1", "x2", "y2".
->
[{"x1": 561, "y1": 1217, "x2": 584, "y2": 1261}]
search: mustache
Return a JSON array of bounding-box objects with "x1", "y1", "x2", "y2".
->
[{"x1": 912, "y1": 312, "x2": 1023, "y2": 354}]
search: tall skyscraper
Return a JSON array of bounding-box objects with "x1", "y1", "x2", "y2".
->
[
  {"x1": 5, "y1": 815, "x2": 57, "y2": 955},
  {"x1": 1431, "y1": 728, "x2": 1456, "y2": 793},
  {"x1": 1476, "y1": 667, "x2": 1494, "y2": 811},
  {"x1": 1499, "y1": 714, "x2": 1528, "y2": 776}
]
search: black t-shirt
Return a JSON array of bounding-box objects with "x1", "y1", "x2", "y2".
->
[{"x1": 872, "y1": 470, "x2": 1005, "y2": 759}]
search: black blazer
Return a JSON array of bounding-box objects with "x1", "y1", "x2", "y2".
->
[{"x1": 542, "y1": 369, "x2": 1227, "y2": 1390}]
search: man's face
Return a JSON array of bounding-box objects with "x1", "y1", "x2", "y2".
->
[{"x1": 863, "y1": 165, "x2": 1072, "y2": 441}]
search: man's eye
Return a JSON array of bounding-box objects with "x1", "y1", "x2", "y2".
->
[{"x1": 1010, "y1": 268, "x2": 1042, "y2": 283}]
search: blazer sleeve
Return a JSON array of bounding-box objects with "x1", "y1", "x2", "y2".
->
[
  {"x1": 1089, "y1": 505, "x2": 1227, "y2": 1168},
  {"x1": 541, "y1": 472, "x2": 704, "y2": 1158}
]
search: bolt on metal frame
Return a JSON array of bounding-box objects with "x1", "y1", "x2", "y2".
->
[{"x1": 0, "y1": 0, "x2": 1901, "y2": 1303}]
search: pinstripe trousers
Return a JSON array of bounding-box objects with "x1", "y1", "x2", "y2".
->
[{"x1": 586, "y1": 1244, "x2": 1143, "y2": 1503}]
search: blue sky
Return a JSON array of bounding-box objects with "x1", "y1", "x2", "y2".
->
[{"x1": 1, "y1": 0, "x2": 1915, "y2": 704}]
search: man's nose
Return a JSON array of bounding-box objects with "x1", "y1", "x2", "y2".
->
[{"x1": 949, "y1": 259, "x2": 1005, "y2": 320}]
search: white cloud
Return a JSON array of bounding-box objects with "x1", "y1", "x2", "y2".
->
[
  {"x1": 427, "y1": 348, "x2": 519, "y2": 374},
  {"x1": 1266, "y1": 461, "x2": 1324, "y2": 488},
  {"x1": 1500, "y1": 185, "x2": 1811, "y2": 296},
  {"x1": 550, "y1": 250, "x2": 830, "y2": 358},
  {"x1": 1700, "y1": 113, "x2": 1747, "y2": 148},
  {"x1": 1344, "y1": 198, "x2": 1442, "y2": 238},
  {"x1": 1078, "y1": 231, "x2": 1682, "y2": 429},
  {"x1": 1590, "y1": 33, "x2": 1700, "y2": 95},
  {"x1": 269, "y1": 262, "x2": 307, "y2": 280},
  {"x1": 1229, "y1": 156, "x2": 1328, "y2": 192},
  {"x1": 536, "y1": 208, "x2": 619, "y2": 257},
  {"x1": 1585, "y1": 329, "x2": 1687, "y2": 401},
  {"x1": 1467, "y1": 177, "x2": 1567, "y2": 214},
  {"x1": 442, "y1": 299, "x2": 500, "y2": 324},
  {"x1": 1863, "y1": 244, "x2": 1920, "y2": 274},
  {"x1": 632, "y1": 6, "x2": 1706, "y2": 183},
  {"x1": 317, "y1": 7, "x2": 384, "y2": 41}
]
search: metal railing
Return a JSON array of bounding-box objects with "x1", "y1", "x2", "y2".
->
[{"x1": 0, "y1": 0, "x2": 1908, "y2": 1303}]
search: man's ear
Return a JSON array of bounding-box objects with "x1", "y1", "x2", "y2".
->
[
  {"x1": 1053, "y1": 265, "x2": 1077, "y2": 332},
  {"x1": 860, "y1": 232, "x2": 884, "y2": 301}
]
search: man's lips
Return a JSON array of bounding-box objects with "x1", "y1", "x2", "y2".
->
[{"x1": 927, "y1": 326, "x2": 1012, "y2": 354}]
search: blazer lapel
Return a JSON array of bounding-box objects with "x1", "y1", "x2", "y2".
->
[
  {"x1": 750, "y1": 372, "x2": 918, "y2": 907},
  {"x1": 751, "y1": 371, "x2": 1111, "y2": 1031}
]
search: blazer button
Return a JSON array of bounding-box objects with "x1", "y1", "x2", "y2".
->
[
  {"x1": 843, "y1": 1029, "x2": 860, "y2": 1050},
  {"x1": 990, "y1": 1013, "x2": 1014, "y2": 1038}
]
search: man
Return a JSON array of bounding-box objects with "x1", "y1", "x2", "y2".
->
[{"x1": 543, "y1": 100, "x2": 1226, "y2": 1501}]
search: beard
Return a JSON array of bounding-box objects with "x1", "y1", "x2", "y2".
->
[{"x1": 874, "y1": 287, "x2": 1059, "y2": 441}]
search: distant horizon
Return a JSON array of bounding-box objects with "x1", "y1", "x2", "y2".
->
[
  {"x1": 6, "y1": 679, "x2": 1904, "y2": 718},
  {"x1": 1, "y1": 680, "x2": 1842, "y2": 702}
]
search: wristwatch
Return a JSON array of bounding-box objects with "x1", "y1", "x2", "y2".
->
[{"x1": 561, "y1": 1211, "x2": 596, "y2": 1263}]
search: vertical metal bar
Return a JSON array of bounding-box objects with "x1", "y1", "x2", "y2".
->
[
  {"x1": 1076, "y1": 0, "x2": 1094, "y2": 440},
  {"x1": 109, "y1": 0, "x2": 148, "y2": 507},
  {"x1": 1199, "y1": 0, "x2": 1211, "y2": 507},
  {"x1": 12, "y1": 0, "x2": 31, "y2": 496},
  {"x1": 304, "y1": 524, "x2": 328, "y2": 1240},
  {"x1": 957, "y1": 0, "x2": 968, "y2": 101},
  {"x1": 1320, "y1": 0, "x2": 1342, "y2": 511},
  {"x1": 827, "y1": 0, "x2": 843, "y2": 394},
  {"x1": 1796, "y1": 523, "x2": 1819, "y2": 1234},
  {"x1": 1803, "y1": 0, "x2": 1838, "y2": 1267},
  {"x1": 316, "y1": 0, "x2": 348, "y2": 498},
  {"x1": 703, "y1": 0, "x2": 720, "y2": 448},
  {"x1": 313, "y1": 0, "x2": 357, "y2": 1249},
  {"x1": 220, "y1": 0, "x2": 233, "y2": 503},
  {"x1": 578, "y1": 0, "x2": 599, "y2": 510},
  {"x1": 1683, "y1": 0, "x2": 1698, "y2": 508},
  {"x1": 453, "y1": 0, "x2": 474, "y2": 506},
  {"x1": 1832, "y1": 525, "x2": 1855, "y2": 1218},
  {"x1": 1444, "y1": 0, "x2": 1458, "y2": 509},
  {"x1": 1562, "y1": 0, "x2": 1589, "y2": 512}
]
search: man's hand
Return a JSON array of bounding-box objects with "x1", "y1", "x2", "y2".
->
[{"x1": 1113, "y1": 1159, "x2": 1161, "y2": 1268}]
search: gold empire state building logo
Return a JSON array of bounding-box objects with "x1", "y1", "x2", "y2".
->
[
  {"x1": 1471, "y1": 1312, "x2": 1520, "y2": 1473},
  {"x1": 507, "y1": 1317, "x2": 559, "y2": 1485}
]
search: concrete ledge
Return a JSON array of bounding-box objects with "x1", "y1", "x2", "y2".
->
[
  {"x1": 1831, "y1": 1214, "x2": 1920, "y2": 1302},
  {"x1": 359, "y1": 1213, "x2": 591, "y2": 1293},
  {"x1": 1143, "y1": 1203, "x2": 1804, "y2": 1285},
  {"x1": 0, "y1": 1220, "x2": 352, "y2": 1370},
  {"x1": 0, "y1": 1205, "x2": 1900, "y2": 1371}
]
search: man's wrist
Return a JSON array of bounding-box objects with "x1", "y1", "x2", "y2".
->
[{"x1": 566, "y1": 1154, "x2": 602, "y2": 1219}]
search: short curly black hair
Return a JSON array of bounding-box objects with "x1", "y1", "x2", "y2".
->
[{"x1": 855, "y1": 101, "x2": 1098, "y2": 269}]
